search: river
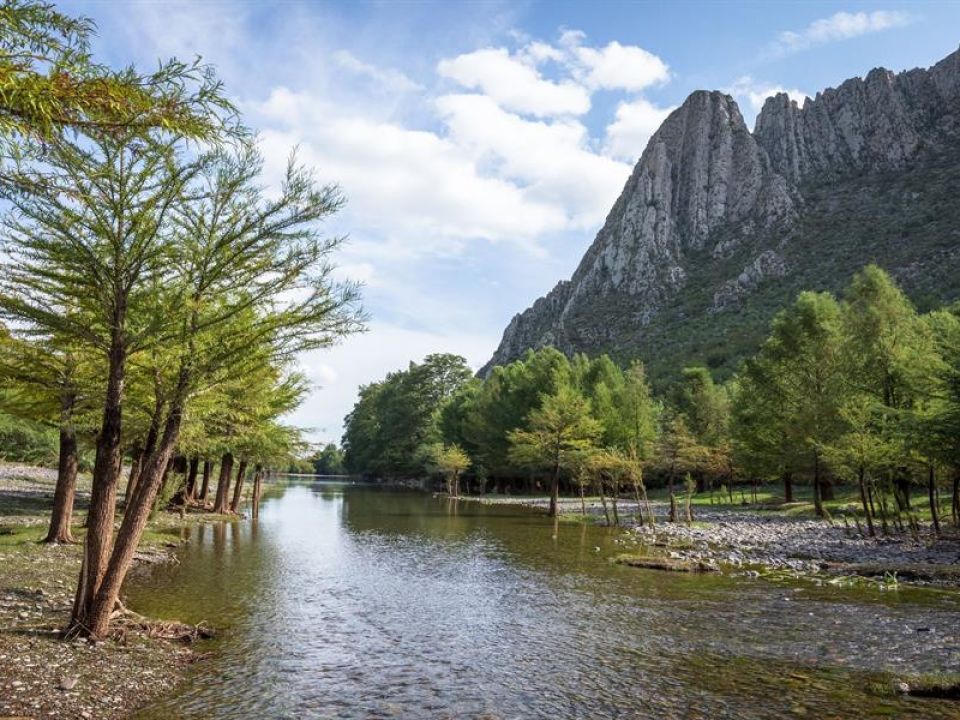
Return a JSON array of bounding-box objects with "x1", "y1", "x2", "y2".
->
[{"x1": 129, "y1": 479, "x2": 960, "y2": 719}]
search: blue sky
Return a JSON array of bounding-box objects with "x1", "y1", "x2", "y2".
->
[{"x1": 66, "y1": 0, "x2": 960, "y2": 445}]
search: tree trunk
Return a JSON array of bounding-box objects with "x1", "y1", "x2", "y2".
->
[
  {"x1": 952, "y1": 467, "x2": 960, "y2": 528},
  {"x1": 812, "y1": 450, "x2": 824, "y2": 517},
  {"x1": 782, "y1": 471, "x2": 793, "y2": 503},
  {"x1": 212, "y1": 453, "x2": 234, "y2": 514},
  {"x1": 199, "y1": 459, "x2": 212, "y2": 503},
  {"x1": 895, "y1": 473, "x2": 911, "y2": 510},
  {"x1": 45, "y1": 394, "x2": 78, "y2": 544},
  {"x1": 252, "y1": 465, "x2": 263, "y2": 519},
  {"x1": 70, "y1": 336, "x2": 126, "y2": 634},
  {"x1": 928, "y1": 464, "x2": 941, "y2": 536},
  {"x1": 184, "y1": 456, "x2": 199, "y2": 502},
  {"x1": 80, "y1": 401, "x2": 184, "y2": 638},
  {"x1": 230, "y1": 459, "x2": 248, "y2": 513},
  {"x1": 124, "y1": 448, "x2": 142, "y2": 506},
  {"x1": 857, "y1": 465, "x2": 875, "y2": 538},
  {"x1": 597, "y1": 478, "x2": 611, "y2": 526},
  {"x1": 548, "y1": 461, "x2": 560, "y2": 518},
  {"x1": 631, "y1": 480, "x2": 644, "y2": 526},
  {"x1": 820, "y1": 476, "x2": 835, "y2": 501}
]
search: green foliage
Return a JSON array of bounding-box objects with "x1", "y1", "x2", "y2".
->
[
  {"x1": 309, "y1": 444, "x2": 346, "y2": 475},
  {"x1": 506, "y1": 384, "x2": 601, "y2": 473},
  {"x1": 0, "y1": 1, "x2": 237, "y2": 154},
  {"x1": 342, "y1": 354, "x2": 473, "y2": 477},
  {"x1": 0, "y1": 409, "x2": 57, "y2": 464}
]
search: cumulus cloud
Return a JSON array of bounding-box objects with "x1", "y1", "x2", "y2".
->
[
  {"x1": 570, "y1": 40, "x2": 670, "y2": 91},
  {"x1": 256, "y1": 88, "x2": 570, "y2": 247},
  {"x1": 436, "y1": 93, "x2": 631, "y2": 228},
  {"x1": 437, "y1": 47, "x2": 590, "y2": 117},
  {"x1": 768, "y1": 10, "x2": 914, "y2": 56},
  {"x1": 604, "y1": 97, "x2": 676, "y2": 161}
]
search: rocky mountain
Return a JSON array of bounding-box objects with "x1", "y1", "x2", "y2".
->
[{"x1": 481, "y1": 48, "x2": 960, "y2": 383}]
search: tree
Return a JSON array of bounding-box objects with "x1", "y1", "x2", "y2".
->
[
  {"x1": 671, "y1": 366, "x2": 730, "y2": 492},
  {"x1": 733, "y1": 292, "x2": 847, "y2": 516},
  {"x1": 463, "y1": 347, "x2": 571, "y2": 480},
  {"x1": 732, "y1": 365, "x2": 804, "y2": 503},
  {"x1": 0, "y1": 334, "x2": 97, "y2": 542},
  {"x1": 1, "y1": 134, "x2": 363, "y2": 637},
  {"x1": 655, "y1": 413, "x2": 701, "y2": 520},
  {"x1": 311, "y1": 443, "x2": 346, "y2": 475},
  {"x1": 507, "y1": 384, "x2": 601, "y2": 517},
  {"x1": 342, "y1": 354, "x2": 472, "y2": 477},
  {"x1": 841, "y1": 265, "x2": 932, "y2": 512},
  {"x1": 0, "y1": 1, "x2": 235, "y2": 163},
  {"x1": 423, "y1": 443, "x2": 471, "y2": 497},
  {"x1": 822, "y1": 395, "x2": 900, "y2": 536},
  {"x1": 918, "y1": 307, "x2": 960, "y2": 528},
  {"x1": 70, "y1": 148, "x2": 363, "y2": 638}
]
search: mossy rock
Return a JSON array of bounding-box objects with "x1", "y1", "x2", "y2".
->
[{"x1": 615, "y1": 553, "x2": 718, "y2": 573}]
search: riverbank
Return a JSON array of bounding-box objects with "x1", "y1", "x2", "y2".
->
[
  {"x1": 0, "y1": 463, "x2": 228, "y2": 719},
  {"x1": 461, "y1": 492, "x2": 960, "y2": 587}
]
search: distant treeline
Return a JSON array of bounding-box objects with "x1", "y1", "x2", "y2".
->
[{"x1": 343, "y1": 265, "x2": 960, "y2": 529}]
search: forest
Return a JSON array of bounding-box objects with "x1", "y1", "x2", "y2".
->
[
  {"x1": 0, "y1": 0, "x2": 364, "y2": 639},
  {"x1": 343, "y1": 265, "x2": 960, "y2": 532}
]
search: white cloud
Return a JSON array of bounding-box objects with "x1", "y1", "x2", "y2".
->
[
  {"x1": 255, "y1": 88, "x2": 569, "y2": 247},
  {"x1": 437, "y1": 47, "x2": 590, "y2": 117},
  {"x1": 769, "y1": 10, "x2": 914, "y2": 56},
  {"x1": 333, "y1": 50, "x2": 424, "y2": 94},
  {"x1": 571, "y1": 40, "x2": 670, "y2": 91},
  {"x1": 604, "y1": 97, "x2": 676, "y2": 161},
  {"x1": 436, "y1": 93, "x2": 632, "y2": 228}
]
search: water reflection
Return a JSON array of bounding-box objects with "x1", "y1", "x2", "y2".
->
[{"x1": 130, "y1": 481, "x2": 960, "y2": 719}]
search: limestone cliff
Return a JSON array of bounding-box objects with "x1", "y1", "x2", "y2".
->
[{"x1": 481, "y1": 48, "x2": 960, "y2": 380}]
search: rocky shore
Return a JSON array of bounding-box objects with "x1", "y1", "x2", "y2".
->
[
  {"x1": 466, "y1": 495, "x2": 960, "y2": 586},
  {"x1": 0, "y1": 463, "x2": 212, "y2": 719}
]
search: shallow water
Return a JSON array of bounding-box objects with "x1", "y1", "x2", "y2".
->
[{"x1": 130, "y1": 480, "x2": 960, "y2": 719}]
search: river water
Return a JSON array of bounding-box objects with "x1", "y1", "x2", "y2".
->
[{"x1": 129, "y1": 479, "x2": 960, "y2": 719}]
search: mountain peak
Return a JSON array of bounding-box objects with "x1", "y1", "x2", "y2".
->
[{"x1": 480, "y1": 48, "x2": 960, "y2": 380}]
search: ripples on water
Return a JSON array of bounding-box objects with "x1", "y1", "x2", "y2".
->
[{"x1": 129, "y1": 481, "x2": 960, "y2": 719}]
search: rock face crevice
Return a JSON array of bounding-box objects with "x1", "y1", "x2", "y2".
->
[{"x1": 481, "y1": 48, "x2": 960, "y2": 379}]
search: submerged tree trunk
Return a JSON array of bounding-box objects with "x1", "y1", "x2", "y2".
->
[
  {"x1": 199, "y1": 459, "x2": 212, "y2": 503},
  {"x1": 212, "y1": 453, "x2": 234, "y2": 514},
  {"x1": 597, "y1": 478, "x2": 611, "y2": 526},
  {"x1": 45, "y1": 393, "x2": 79, "y2": 544},
  {"x1": 252, "y1": 464, "x2": 263, "y2": 519},
  {"x1": 230, "y1": 459, "x2": 248, "y2": 513},
  {"x1": 548, "y1": 460, "x2": 560, "y2": 518}
]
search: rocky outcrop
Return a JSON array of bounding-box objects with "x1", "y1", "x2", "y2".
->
[{"x1": 481, "y1": 48, "x2": 960, "y2": 378}]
